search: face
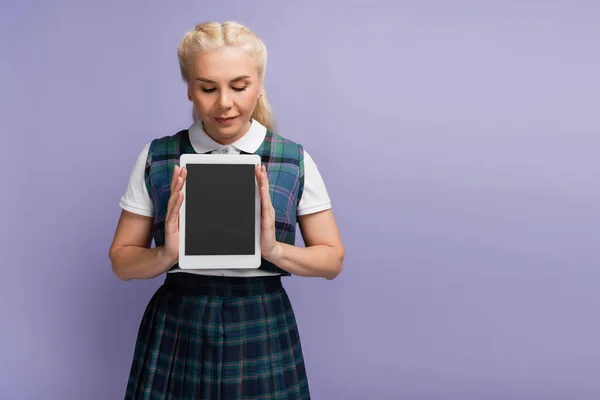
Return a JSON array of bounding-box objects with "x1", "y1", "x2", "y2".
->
[{"x1": 187, "y1": 46, "x2": 263, "y2": 144}]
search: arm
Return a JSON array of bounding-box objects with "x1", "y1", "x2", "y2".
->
[
  {"x1": 109, "y1": 164, "x2": 187, "y2": 281},
  {"x1": 265, "y1": 209, "x2": 345, "y2": 280},
  {"x1": 255, "y1": 164, "x2": 344, "y2": 280},
  {"x1": 108, "y1": 210, "x2": 172, "y2": 281}
]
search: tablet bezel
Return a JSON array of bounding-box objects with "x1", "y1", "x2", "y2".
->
[{"x1": 178, "y1": 153, "x2": 262, "y2": 269}]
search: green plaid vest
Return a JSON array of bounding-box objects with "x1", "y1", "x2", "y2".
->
[{"x1": 144, "y1": 129, "x2": 304, "y2": 276}]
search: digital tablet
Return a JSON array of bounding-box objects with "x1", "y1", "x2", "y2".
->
[{"x1": 178, "y1": 153, "x2": 262, "y2": 269}]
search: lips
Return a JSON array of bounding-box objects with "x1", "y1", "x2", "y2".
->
[{"x1": 215, "y1": 116, "x2": 237, "y2": 124}]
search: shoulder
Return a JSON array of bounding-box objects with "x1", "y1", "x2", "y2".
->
[
  {"x1": 265, "y1": 130, "x2": 305, "y2": 160},
  {"x1": 266, "y1": 131, "x2": 326, "y2": 167},
  {"x1": 266, "y1": 130, "x2": 302, "y2": 147},
  {"x1": 148, "y1": 130, "x2": 188, "y2": 153},
  {"x1": 129, "y1": 129, "x2": 185, "y2": 163},
  {"x1": 122, "y1": 128, "x2": 188, "y2": 187},
  {"x1": 264, "y1": 132, "x2": 327, "y2": 176}
]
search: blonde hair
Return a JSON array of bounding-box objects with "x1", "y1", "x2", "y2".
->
[{"x1": 178, "y1": 21, "x2": 275, "y2": 132}]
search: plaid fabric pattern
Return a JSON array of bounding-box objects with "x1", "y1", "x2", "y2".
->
[
  {"x1": 144, "y1": 129, "x2": 305, "y2": 276},
  {"x1": 125, "y1": 274, "x2": 310, "y2": 399}
]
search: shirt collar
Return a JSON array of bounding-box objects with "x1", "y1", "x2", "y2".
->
[{"x1": 188, "y1": 118, "x2": 267, "y2": 154}]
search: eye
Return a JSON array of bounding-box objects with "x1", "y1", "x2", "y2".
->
[
  {"x1": 232, "y1": 86, "x2": 248, "y2": 92},
  {"x1": 201, "y1": 88, "x2": 216, "y2": 93}
]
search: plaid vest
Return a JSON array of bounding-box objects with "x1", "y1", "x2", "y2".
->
[{"x1": 144, "y1": 129, "x2": 304, "y2": 276}]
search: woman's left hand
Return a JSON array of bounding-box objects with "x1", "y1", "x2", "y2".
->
[{"x1": 255, "y1": 164, "x2": 281, "y2": 261}]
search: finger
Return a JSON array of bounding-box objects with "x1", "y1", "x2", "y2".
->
[
  {"x1": 257, "y1": 164, "x2": 265, "y2": 189},
  {"x1": 166, "y1": 166, "x2": 187, "y2": 229},
  {"x1": 166, "y1": 192, "x2": 183, "y2": 232},
  {"x1": 255, "y1": 165, "x2": 265, "y2": 196},
  {"x1": 257, "y1": 164, "x2": 267, "y2": 182},
  {"x1": 262, "y1": 167, "x2": 276, "y2": 221},
  {"x1": 179, "y1": 166, "x2": 187, "y2": 183},
  {"x1": 255, "y1": 165, "x2": 263, "y2": 188},
  {"x1": 260, "y1": 185, "x2": 272, "y2": 218},
  {"x1": 166, "y1": 166, "x2": 181, "y2": 215},
  {"x1": 171, "y1": 192, "x2": 183, "y2": 223},
  {"x1": 256, "y1": 165, "x2": 274, "y2": 225},
  {"x1": 167, "y1": 171, "x2": 184, "y2": 211},
  {"x1": 175, "y1": 174, "x2": 185, "y2": 192},
  {"x1": 168, "y1": 165, "x2": 187, "y2": 206},
  {"x1": 262, "y1": 165, "x2": 269, "y2": 186},
  {"x1": 167, "y1": 165, "x2": 179, "y2": 211},
  {"x1": 166, "y1": 176, "x2": 182, "y2": 213},
  {"x1": 261, "y1": 166, "x2": 272, "y2": 202},
  {"x1": 170, "y1": 164, "x2": 181, "y2": 192},
  {"x1": 170, "y1": 168, "x2": 187, "y2": 216}
]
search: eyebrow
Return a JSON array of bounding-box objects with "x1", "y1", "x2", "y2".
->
[{"x1": 195, "y1": 75, "x2": 251, "y2": 84}]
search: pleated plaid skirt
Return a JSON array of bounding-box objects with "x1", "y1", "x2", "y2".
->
[{"x1": 124, "y1": 273, "x2": 310, "y2": 399}]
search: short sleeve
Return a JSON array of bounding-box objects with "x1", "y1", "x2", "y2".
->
[
  {"x1": 297, "y1": 150, "x2": 332, "y2": 216},
  {"x1": 118, "y1": 143, "x2": 154, "y2": 217}
]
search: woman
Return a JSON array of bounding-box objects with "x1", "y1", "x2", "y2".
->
[{"x1": 109, "y1": 21, "x2": 344, "y2": 399}]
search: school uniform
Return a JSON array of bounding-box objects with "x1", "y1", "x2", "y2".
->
[{"x1": 119, "y1": 119, "x2": 331, "y2": 399}]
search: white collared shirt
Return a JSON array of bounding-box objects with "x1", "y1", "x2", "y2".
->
[{"x1": 118, "y1": 119, "x2": 332, "y2": 277}]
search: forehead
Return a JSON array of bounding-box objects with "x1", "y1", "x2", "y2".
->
[{"x1": 191, "y1": 47, "x2": 258, "y2": 81}]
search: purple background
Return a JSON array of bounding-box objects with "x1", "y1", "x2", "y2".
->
[{"x1": 1, "y1": 1, "x2": 599, "y2": 399}]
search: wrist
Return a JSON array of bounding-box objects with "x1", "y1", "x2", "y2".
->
[
  {"x1": 264, "y1": 242, "x2": 284, "y2": 264},
  {"x1": 158, "y1": 246, "x2": 176, "y2": 270}
]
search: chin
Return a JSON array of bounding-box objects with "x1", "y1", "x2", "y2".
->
[{"x1": 215, "y1": 125, "x2": 242, "y2": 136}]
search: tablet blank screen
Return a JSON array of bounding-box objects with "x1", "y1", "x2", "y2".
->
[{"x1": 184, "y1": 164, "x2": 256, "y2": 255}]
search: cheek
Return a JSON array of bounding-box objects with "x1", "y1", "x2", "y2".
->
[
  {"x1": 238, "y1": 91, "x2": 260, "y2": 114},
  {"x1": 191, "y1": 95, "x2": 213, "y2": 115}
]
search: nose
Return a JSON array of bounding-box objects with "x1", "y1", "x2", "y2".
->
[{"x1": 217, "y1": 90, "x2": 233, "y2": 109}]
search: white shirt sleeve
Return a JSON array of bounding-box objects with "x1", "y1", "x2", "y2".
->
[
  {"x1": 297, "y1": 150, "x2": 332, "y2": 216},
  {"x1": 118, "y1": 143, "x2": 154, "y2": 217}
]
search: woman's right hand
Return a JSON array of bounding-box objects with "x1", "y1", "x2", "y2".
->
[{"x1": 162, "y1": 164, "x2": 187, "y2": 268}]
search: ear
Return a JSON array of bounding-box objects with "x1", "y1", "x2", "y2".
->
[{"x1": 187, "y1": 85, "x2": 193, "y2": 102}]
